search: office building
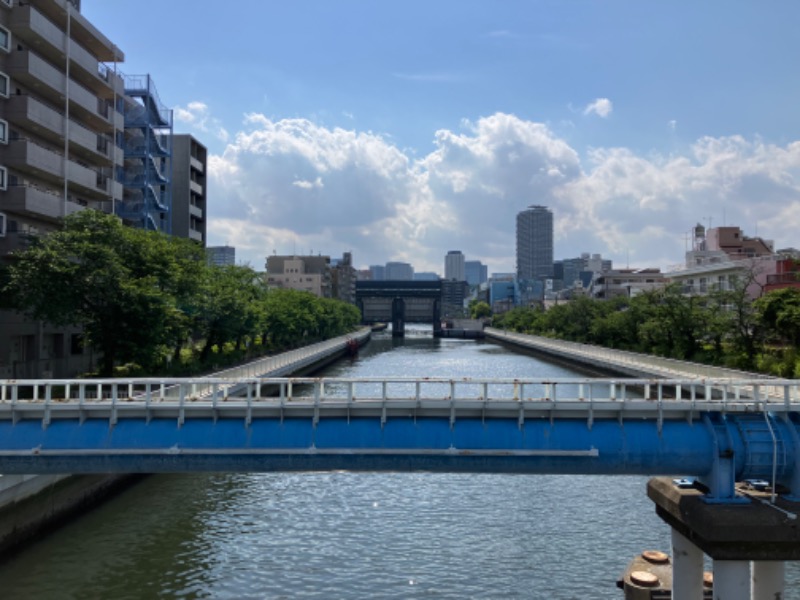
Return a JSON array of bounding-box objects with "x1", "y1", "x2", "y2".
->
[
  {"x1": 207, "y1": 245, "x2": 235, "y2": 266},
  {"x1": 516, "y1": 205, "x2": 553, "y2": 282},
  {"x1": 266, "y1": 254, "x2": 332, "y2": 297},
  {"x1": 413, "y1": 272, "x2": 440, "y2": 281},
  {"x1": 385, "y1": 261, "x2": 413, "y2": 281},
  {"x1": 369, "y1": 265, "x2": 385, "y2": 281},
  {"x1": 171, "y1": 134, "x2": 206, "y2": 243},
  {"x1": 441, "y1": 280, "x2": 469, "y2": 318},
  {"x1": 0, "y1": 0, "x2": 124, "y2": 377},
  {"x1": 331, "y1": 252, "x2": 356, "y2": 304},
  {"x1": 465, "y1": 260, "x2": 488, "y2": 286},
  {"x1": 444, "y1": 250, "x2": 465, "y2": 281}
]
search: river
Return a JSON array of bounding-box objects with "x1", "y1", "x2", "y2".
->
[{"x1": 0, "y1": 327, "x2": 798, "y2": 598}]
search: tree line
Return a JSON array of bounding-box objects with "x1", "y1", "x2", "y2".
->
[
  {"x1": 492, "y1": 279, "x2": 800, "y2": 377},
  {"x1": 0, "y1": 211, "x2": 362, "y2": 376}
]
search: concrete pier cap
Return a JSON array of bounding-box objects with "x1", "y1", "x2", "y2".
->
[{"x1": 647, "y1": 477, "x2": 800, "y2": 561}]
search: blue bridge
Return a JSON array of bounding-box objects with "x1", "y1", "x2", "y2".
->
[{"x1": 1, "y1": 376, "x2": 799, "y2": 503}]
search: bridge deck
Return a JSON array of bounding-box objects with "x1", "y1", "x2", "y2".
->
[{"x1": 1, "y1": 377, "x2": 800, "y2": 501}]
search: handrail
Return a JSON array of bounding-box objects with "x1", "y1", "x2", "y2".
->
[
  {"x1": 1, "y1": 376, "x2": 797, "y2": 412},
  {"x1": 485, "y1": 328, "x2": 772, "y2": 380}
]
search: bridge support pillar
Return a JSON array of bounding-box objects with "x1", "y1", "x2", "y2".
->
[
  {"x1": 713, "y1": 561, "x2": 750, "y2": 599},
  {"x1": 751, "y1": 561, "x2": 784, "y2": 598},
  {"x1": 648, "y1": 477, "x2": 800, "y2": 599},
  {"x1": 671, "y1": 529, "x2": 704, "y2": 598},
  {"x1": 391, "y1": 297, "x2": 405, "y2": 337}
]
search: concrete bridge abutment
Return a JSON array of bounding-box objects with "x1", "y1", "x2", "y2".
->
[{"x1": 644, "y1": 477, "x2": 798, "y2": 599}]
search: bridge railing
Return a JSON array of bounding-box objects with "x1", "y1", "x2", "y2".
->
[
  {"x1": 1, "y1": 377, "x2": 798, "y2": 414},
  {"x1": 485, "y1": 328, "x2": 773, "y2": 380},
  {"x1": 206, "y1": 328, "x2": 371, "y2": 381}
]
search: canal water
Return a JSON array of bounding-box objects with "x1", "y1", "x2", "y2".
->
[{"x1": 0, "y1": 328, "x2": 798, "y2": 598}]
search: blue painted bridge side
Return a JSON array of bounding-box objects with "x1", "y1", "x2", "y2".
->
[
  {"x1": 0, "y1": 414, "x2": 796, "y2": 491},
  {"x1": 3, "y1": 376, "x2": 800, "y2": 500}
]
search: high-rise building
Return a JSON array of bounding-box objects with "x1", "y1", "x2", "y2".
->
[
  {"x1": 171, "y1": 134, "x2": 206, "y2": 244},
  {"x1": 0, "y1": 0, "x2": 125, "y2": 377},
  {"x1": 369, "y1": 265, "x2": 385, "y2": 281},
  {"x1": 207, "y1": 245, "x2": 235, "y2": 266},
  {"x1": 465, "y1": 260, "x2": 488, "y2": 286},
  {"x1": 413, "y1": 272, "x2": 440, "y2": 281},
  {"x1": 331, "y1": 252, "x2": 356, "y2": 304},
  {"x1": 444, "y1": 250, "x2": 465, "y2": 281},
  {"x1": 385, "y1": 261, "x2": 413, "y2": 281},
  {"x1": 516, "y1": 205, "x2": 553, "y2": 282}
]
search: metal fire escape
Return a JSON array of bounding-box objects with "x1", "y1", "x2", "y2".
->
[{"x1": 117, "y1": 75, "x2": 173, "y2": 233}]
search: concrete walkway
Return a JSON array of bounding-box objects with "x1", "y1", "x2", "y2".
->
[{"x1": 485, "y1": 327, "x2": 774, "y2": 380}]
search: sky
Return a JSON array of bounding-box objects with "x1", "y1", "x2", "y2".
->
[{"x1": 83, "y1": 1, "x2": 800, "y2": 275}]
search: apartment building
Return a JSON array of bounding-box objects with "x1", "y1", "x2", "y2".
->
[
  {"x1": 0, "y1": 0, "x2": 124, "y2": 377},
  {"x1": 0, "y1": 0, "x2": 124, "y2": 251},
  {"x1": 266, "y1": 254, "x2": 332, "y2": 297},
  {"x1": 171, "y1": 134, "x2": 206, "y2": 243}
]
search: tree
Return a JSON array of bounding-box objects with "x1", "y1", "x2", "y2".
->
[
  {"x1": 755, "y1": 287, "x2": 800, "y2": 347},
  {"x1": 196, "y1": 264, "x2": 264, "y2": 362},
  {"x1": 470, "y1": 301, "x2": 491, "y2": 319},
  {"x1": 3, "y1": 211, "x2": 196, "y2": 375}
]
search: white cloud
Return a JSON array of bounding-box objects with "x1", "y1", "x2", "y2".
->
[
  {"x1": 174, "y1": 101, "x2": 229, "y2": 142},
  {"x1": 204, "y1": 111, "x2": 800, "y2": 274},
  {"x1": 583, "y1": 98, "x2": 613, "y2": 118}
]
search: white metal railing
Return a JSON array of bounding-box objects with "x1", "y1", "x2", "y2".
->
[
  {"x1": 209, "y1": 328, "x2": 370, "y2": 380},
  {"x1": 1, "y1": 377, "x2": 798, "y2": 411}
]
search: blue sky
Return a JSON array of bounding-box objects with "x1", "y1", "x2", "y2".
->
[{"x1": 84, "y1": 1, "x2": 800, "y2": 274}]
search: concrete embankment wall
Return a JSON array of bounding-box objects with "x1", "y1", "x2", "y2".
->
[
  {"x1": 0, "y1": 328, "x2": 372, "y2": 556},
  {"x1": 0, "y1": 474, "x2": 145, "y2": 558},
  {"x1": 484, "y1": 327, "x2": 770, "y2": 380}
]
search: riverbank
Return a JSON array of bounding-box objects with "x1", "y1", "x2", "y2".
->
[{"x1": 0, "y1": 328, "x2": 371, "y2": 556}]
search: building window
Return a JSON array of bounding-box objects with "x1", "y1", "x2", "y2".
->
[
  {"x1": 0, "y1": 26, "x2": 9, "y2": 52},
  {"x1": 0, "y1": 212, "x2": 5, "y2": 237},
  {"x1": 0, "y1": 72, "x2": 8, "y2": 98},
  {"x1": 0, "y1": 166, "x2": 6, "y2": 190},
  {"x1": 0, "y1": 119, "x2": 6, "y2": 144},
  {"x1": 70, "y1": 334, "x2": 84, "y2": 355}
]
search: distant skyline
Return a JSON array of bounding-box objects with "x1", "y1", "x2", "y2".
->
[{"x1": 84, "y1": 1, "x2": 800, "y2": 273}]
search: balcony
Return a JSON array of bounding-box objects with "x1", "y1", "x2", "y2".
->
[
  {"x1": 10, "y1": 5, "x2": 117, "y2": 96},
  {"x1": 190, "y1": 179, "x2": 203, "y2": 195},
  {"x1": 7, "y1": 50, "x2": 118, "y2": 132},
  {"x1": 190, "y1": 155, "x2": 204, "y2": 173},
  {"x1": 2, "y1": 184, "x2": 84, "y2": 222},
  {"x1": 189, "y1": 203, "x2": 204, "y2": 219},
  {"x1": 0, "y1": 230, "x2": 35, "y2": 256},
  {"x1": 189, "y1": 229, "x2": 203, "y2": 243},
  {"x1": 1, "y1": 138, "x2": 113, "y2": 200},
  {"x1": 29, "y1": 0, "x2": 125, "y2": 63},
  {"x1": 4, "y1": 95, "x2": 113, "y2": 167}
]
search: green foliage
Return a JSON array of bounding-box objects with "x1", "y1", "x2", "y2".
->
[
  {"x1": 2, "y1": 211, "x2": 362, "y2": 376},
  {"x1": 489, "y1": 281, "x2": 800, "y2": 377},
  {"x1": 470, "y1": 301, "x2": 491, "y2": 319},
  {"x1": 755, "y1": 287, "x2": 800, "y2": 347}
]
